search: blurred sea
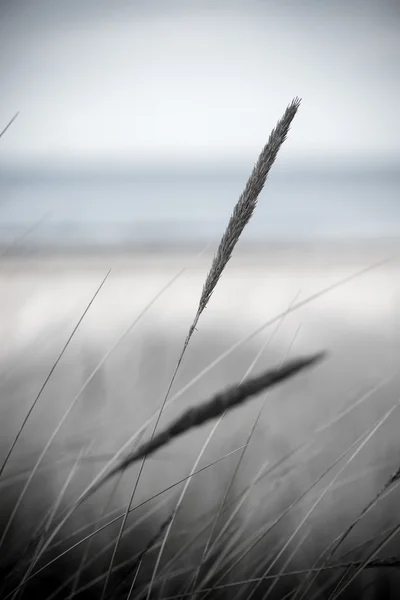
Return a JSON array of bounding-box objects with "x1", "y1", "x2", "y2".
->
[{"x1": 0, "y1": 164, "x2": 399, "y2": 251}]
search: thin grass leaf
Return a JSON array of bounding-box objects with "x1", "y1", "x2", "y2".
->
[
  {"x1": 148, "y1": 309, "x2": 302, "y2": 600},
  {"x1": 187, "y1": 293, "x2": 301, "y2": 595},
  {"x1": 25, "y1": 258, "x2": 389, "y2": 579},
  {"x1": 0, "y1": 212, "x2": 52, "y2": 262},
  {"x1": 85, "y1": 353, "x2": 326, "y2": 600},
  {"x1": 114, "y1": 100, "x2": 303, "y2": 598},
  {"x1": 327, "y1": 513, "x2": 400, "y2": 599},
  {"x1": 0, "y1": 271, "x2": 111, "y2": 483},
  {"x1": 238, "y1": 402, "x2": 400, "y2": 600},
  {"x1": 0, "y1": 270, "x2": 112, "y2": 556},
  {"x1": 254, "y1": 528, "x2": 311, "y2": 600},
  {"x1": 9, "y1": 348, "x2": 323, "y2": 600},
  {"x1": 68, "y1": 470, "x2": 124, "y2": 599},
  {"x1": 6, "y1": 448, "x2": 245, "y2": 598},
  {"x1": 158, "y1": 557, "x2": 400, "y2": 600},
  {"x1": 133, "y1": 373, "x2": 395, "y2": 600},
  {"x1": 296, "y1": 457, "x2": 400, "y2": 600},
  {"x1": 196, "y1": 405, "x2": 398, "y2": 599},
  {"x1": 139, "y1": 405, "x2": 378, "y2": 600},
  {"x1": 4, "y1": 248, "x2": 208, "y2": 586},
  {"x1": 0, "y1": 111, "x2": 19, "y2": 139},
  {"x1": 107, "y1": 352, "x2": 325, "y2": 479}
]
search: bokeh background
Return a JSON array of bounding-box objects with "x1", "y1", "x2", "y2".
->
[
  {"x1": 0, "y1": 0, "x2": 399, "y2": 247},
  {"x1": 1, "y1": 1, "x2": 400, "y2": 598}
]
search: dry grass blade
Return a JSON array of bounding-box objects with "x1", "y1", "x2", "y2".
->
[
  {"x1": 258, "y1": 529, "x2": 312, "y2": 600},
  {"x1": 22, "y1": 257, "x2": 387, "y2": 580},
  {"x1": 322, "y1": 456, "x2": 400, "y2": 600},
  {"x1": 68, "y1": 469, "x2": 124, "y2": 599},
  {"x1": 2, "y1": 450, "x2": 92, "y2": 595},
  {"x1": 7, "y1": 447, "x2": 93, "y2": 600},
  {"x1": 3, "y1": 249, "x2": 207, "y2": 582},
  {"x1": 145, "y1": 311, "x2": 301, "y2": 600},
  {"x1": 317, "y1": 485, "x2": 400, "y2": 595},
  {"x1": 126, "y1": 353, "x2": 325, "y2": 598},
  {"x1": 157, "y1": 558, "x2": 400, "y2": 600},
  {"x1": 48, "y1": 494, "x2": 173, "y2": 600},
  {"x1": 4, "y1": 448, "x2": 244, "y2": 599},
  {"x1": 107, "y1": 352, "x2": 325, "y2": 479},
  {"x1": 187, "y1": 294, "x2": 301, "y2": 595},
  {"x1": 71, "y1": 352, "x2": 326, "y2": 592},
  {"x1": 0, "y1": 111, "x2": 19, "y2": 139},
  {"x1": 8, "y1": 354, "x2": 324, "y2": 599},
  {"x1": 0, "y1": 270, "x2": 111, "y2": 482},
  {"x1": 74, "y1": 449, "x2": 246, "y2": 600},
  {"x1": 195, "y1": 436, "x2": 363, "y2": 596},
  {"x1": 0, "y1": 212, "x2": 52, "y2": 262},
  {"x1": 96, "y1": 259, "x2": 380, "y2": 599},
  {"x1": 195, "y1": 405, "x2": 398, "y2": 599},
  {"x1": 0, "y1": 269, "x2": 112, "y2": 558},
  {"x1": 327, "y1": 521, "x2": 400, "y2": 600},
  {"x1": 116, "y1": 99, "x2": 303, "y2": 597},
  {"x1": 239, "y1": 402, "x2": 399, "y2": 600},
  {"x1": 73, "y1": 370, "x2": 388, "y2": 598},
  {"x1": 295, "y1": 449, "x2": 400, "y2": 599},
  {"x1": 36, "y1": 446, "x2": 91, "y2": 550},
  {"x1": 199, "y1": 374, "x2": 393, "y2": 581}
]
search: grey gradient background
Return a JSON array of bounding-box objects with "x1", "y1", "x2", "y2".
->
[
  {"x1": 1, "y1": 3, "x2": 400, "y2": 597},
  {"x1": 1, "y1": 0, "x2": 400, "y2": 167},
  {"x1": 0, "y1": 0, "x2": 399, "y2": 246}
]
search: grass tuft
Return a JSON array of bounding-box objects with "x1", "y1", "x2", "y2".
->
[{"x1": 1, "y1": 96, "x2": 398, "y2": 600}]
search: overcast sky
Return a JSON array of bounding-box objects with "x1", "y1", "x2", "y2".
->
[{"x1": 0, "y1": 0, "x2": 399, "y2": 168}]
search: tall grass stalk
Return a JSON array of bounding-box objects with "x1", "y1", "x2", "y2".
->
[
  {"x1": 141, "y1": 325, "x2": 303, "y2": 600},
  {"x1": 0, "y1": 270, "x2": 111, "y2": 559},
  {"x1": 195, "y1": 405, "x2": 399, "y2": 599},
  {"x1": 23, "y1": 255, "x2": 387, "y2": 581},
  {"x1": 0, "y1": 271, "x2": 111, "y2": 481},
  {"x1": 100, "y1": 97, "x2": 302, "y2": 599},
  {"x1": 0, "y1": 112, "x2": 19, "y2": 139}
]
